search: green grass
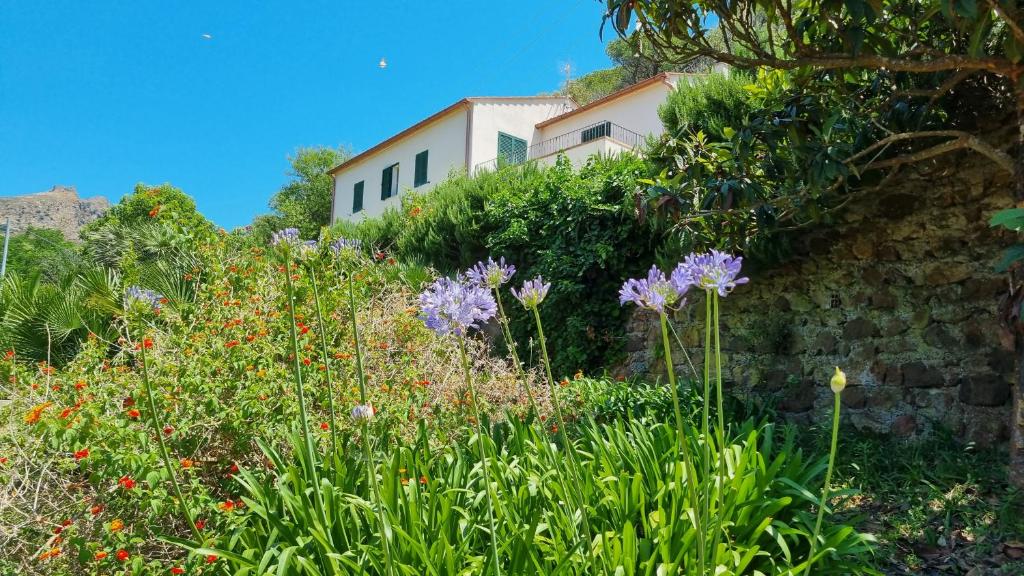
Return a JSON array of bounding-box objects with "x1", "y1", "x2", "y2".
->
[{"x1": 818, "y1": 428, "x2": 1024, "y2": 574}]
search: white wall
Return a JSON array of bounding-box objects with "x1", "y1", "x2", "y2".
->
[
  {"x1": 534, "y1": 138, "x2": 633, "y2": 167},
  {"x1": 332, "y1": 108, "x2": 468, "y2": 222},
  {"x1": 537, "y1": 79, "x2": 678, "y2": 142},
  {"x1": 468, "y1": 98, "x2": 574, "y2": 171}
]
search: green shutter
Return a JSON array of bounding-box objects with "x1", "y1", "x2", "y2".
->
[
  {"x1": 497, "y1": 132, "x2": 527, "y2": 165},
  {"x1": 381, "y1": 166, "x2": 392, "y2": 200},
  {"x1": 414, "y1": 150, "x2": 429, "y2": 187},
  {"x1": 352, "y1": 181, "x2": 364, "y2": 213}
]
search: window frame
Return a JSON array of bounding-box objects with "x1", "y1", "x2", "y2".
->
[
  {"x1": 414, "y1": 150, "x2": 429, "y2": 187},
  {"x1": 352, "y1": 180, "x2": 364, "y2": 213}
]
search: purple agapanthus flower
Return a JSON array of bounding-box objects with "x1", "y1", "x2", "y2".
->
[
  {"x1": 419, "y1": 276, "x2": 498, "y2": 336},
  {"x1": 350, "y1": 403, "x2": 375, "y2": 423},
  {"x1": 466, "y1": 257, "x2": 516, "y2": 289},
  {"x1": 270, "y1": 228, "x2": 301, "y2": 248},
  {"x1": 298, "y1": 240, "x2": 318, "y2": 259},
  {"x1": 330, "y1": 237, "x2": 362, "y2": 254},
  {"x1": 619, "y1": 265, "x2": 687, "y2": 313},
  {"x1": 125, "y1": 286, "x2": 163, "y2": 310},
  {"x1": 511, "y1": 276, "x2": 551, "y2": 309},
  {"x1": 678, "y1": 250, "x2": 749, "y2": 297}
]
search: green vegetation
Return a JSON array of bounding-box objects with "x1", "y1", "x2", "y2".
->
[{"x1": 252, "y1": 146, "x2": 351, "y2": 240}]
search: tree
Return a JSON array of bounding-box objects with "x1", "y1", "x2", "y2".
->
[
  {"x1": 268, "y1": 146, "x2": 351, "y2": 238},
  {"x1": 603, "y1": 1, "x2": 1024, "y2": 484},
  {"x1": 3, "y1": 227, "x2": 80, "y2": 282}
]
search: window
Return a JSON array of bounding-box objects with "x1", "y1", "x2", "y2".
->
[
  {"x1": 352, "y1": 181, "x2": 364, "y2": 213},
  {"x1": 497, "y1": 132, "x2": 527, "y2": 165},
  {"x1": 381, "y1": 163, "x2": 399, "y2": 200},
  {"x1": 414, "y1": 150, "x2": 429, "y2": 187},
  {"x1": 581, "y1": 121, "x2": 612, "y2": 143}
]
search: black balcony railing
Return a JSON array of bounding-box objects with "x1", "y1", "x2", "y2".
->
[
  {"x1": 527, "y1": 121, "x2": 645, "y2": 160},
  {"x1": 473, "y1": 120, "x2": 645, "y2": 173}
]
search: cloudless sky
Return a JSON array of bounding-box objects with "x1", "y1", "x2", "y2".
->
[{"x1": 0, "y1": 1, "x2": 616, "y2": 229}]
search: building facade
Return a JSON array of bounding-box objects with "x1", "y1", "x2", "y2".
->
[{"x1": 330, "y1": 72, "x2": 696, "y2": 224}]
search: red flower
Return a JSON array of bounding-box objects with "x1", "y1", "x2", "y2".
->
[
  {"x1": 163, "y1": 425, "x2": 174, "y2": 435},
  {"x1": 4, "y1": 350, "x2": 14, "y2": 360},
  {"x1": 171, "y1": 567, "x2": 185, "y2": 575},
  {"x1": 134, "y1": 338, "x2": 153, "y2": 350},
  {"x1": 229, "y1": 462, "x2": 239, "y2": 474},
  {"x1": 148, "y1": 204, "x2": 161, "y2": 218},
  {"x1": 319, "y1": 422, "x2": 329, "y2": 430},
  {"x1": 195, "y1": 519, "x2": 206, "y2": 531},
  {"x1": 90, "y1": 505, "x2": 103, "y2": 515},
  {"x1": 127, "y1": 409, "x2": 141, "y2": 419},
  {"x1": 122, "y1": 397, "x2": 136, "y2": 408},
  {"x1": 74, "y1": 381, "x2": 86, "y2": 390},
  {"x1": 118, "y1": 476, "x2": 135, "y2": 490},
  {"x1": 218, "y1": 500, "x2": 235, "y2": 512},
  {"x1": 0, "y1": 457, "x2": 7, "y2": 465},
  {"x1": 115, "y1": 549, "x2": 129, "y2": 562},
  {"x1": 206, "y1": 554, "x2": 218, "y2": 564},
  {"x1": 74, "y1": 448, "x2": 89, "y2": 461},
  {"x1": 225, "y1": 340, "x2": 240, "y2": 348},
  {"x1": 302, "y1": 357, "x2": 311, "y2": 366}
]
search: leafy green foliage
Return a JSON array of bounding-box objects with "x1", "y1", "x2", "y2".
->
[
  {"x1": 266, "y1": 146, "x2": 351, "y2": 239},
  {"x1": 659, "y1": 72, "x2": 753, "y2": 138},
  {"x1": 3, "y1": 227, "x2": 80, "y2": 282},
  {"x1": 340, "y1": 156, "x2": 658, "y2": 375}
]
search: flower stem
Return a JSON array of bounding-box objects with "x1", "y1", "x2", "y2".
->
[
  {"x1": 805, "y1": 391, "x2": 842, "y2": 575},
  {"x1": 139, "y1": 343, "x2": 200, "y2": 540},
  {"x1": 532, "y1": 306, "x2": 602, "y2": 575},
  {"x1": 458, "y1": 338, "x2": 502, "y2": 576},
  {"x1": 710, "y1": 292, "x2": 726, "y2": 569},
  {"x1": 495, "y1": 288, "x2": 536, "y2": 414},
  {"x1": 309, "y1": 268, "x2": 339, "y2": 462},
  {"x1": 348, "y1": 275, "x2": 396, "y2": 576},
  {"x1": 282, "y1": 261, "x2": 320, "y2": 492},
  {"x1": 660, "y1": 312, "x2": 705, "y2": 575}
]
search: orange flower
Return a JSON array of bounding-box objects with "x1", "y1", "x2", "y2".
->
[
  {"x1": 94, "y1": 551, "x2": 107, "y2": 560},
  {"x1": 218, "y1": 500, "x2": 235, "y2": 512},
  {"x1": 90, "y1": 505, "x2": 103, "y2": 515},
  {"x1": 38, "y1": 547, "x2": 61, "y2": 561},
  {"x1": 180, "y1": 458, "x2": 194, "y2": 469},
  {"x1": 126, "y1": 409, "x2": 141, "y2": 419},
  {"x1": 225, "y1": 340, "x2": 240, "y2": 348},
  {"x1": 148, "y1": 204, "x2": 161, "y2": 218},
  {"x1": 109, "y1": 518, "x2": 124, "y2": 532},
  {"x1": 24, "y1": 402, "x2": 52, "y2": 424}
]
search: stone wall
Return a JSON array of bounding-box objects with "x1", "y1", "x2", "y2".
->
[{"x1": 623, "y1": 157, "x2": 1016, "y2": 446}]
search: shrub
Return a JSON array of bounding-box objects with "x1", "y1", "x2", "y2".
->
[
  {"x1": 658, "y1": 71, "x2": 753, "y2": 139},
  {"x1": 340, "y1": 155, "x2": 658, "y2": 376}
]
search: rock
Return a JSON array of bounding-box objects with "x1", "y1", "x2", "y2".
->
[
  {"x1": 923, "y1": 323, "x2": 958, "y2": 349},
  {"x1": 866, "y1": 387, "x2": 901, "y2": 410},
  {"x1": 873, "y1": 361, "x2": 903, "y2": 385},
  {"x1": 878, "y1": 192, "x2": 921, "y2": 220},
  {"x1": 0, "y1": 185, "x2": 109, "y2": 241},
  {"x1": 871, "y1": 290, "x2": 898, "y2": 309},
  {"x1": 901, "y1": 361, "x2": 945, "y2": 388},
  {"x1": 843, "y1": 386, "x2": 868, "y2": 409},
  {"x1": 777, "y1": 380, "x2": 816, "y2": 413},
  {"x1": 911, "y1": 309, "x2": 931, "y2": 329},
  {"x1": 852, "y1": 237, "x2": 875, "y2": 259},
  {"x1": 924, "y1": 263, "x2": 972, "y2": 285},
  {"x1": 958, "y1": 374, "x2": 1011, "y2": 407},
  {"x1": 812, "y1": 332, "x2": 838, "y2": 355},
  {"x1": 891, "y1": 414, "x2": 918, "y2": 437},
  {"x1": 987, "y1": 350, "x2": 1015, "y2": 376},
  {"x1": 882, "y1": 318, "x2": 909, "y2": 337},
  {"x1": 843, "y1": 318, "x2": 878, "y2": 340},
  {"x1": 861, "y1": 268, "x2": 885, "y2": 287}
]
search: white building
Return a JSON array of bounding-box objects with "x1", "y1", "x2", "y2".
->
[{"x1": 330, "y1": 72, "x2": 694, "y2": 223}]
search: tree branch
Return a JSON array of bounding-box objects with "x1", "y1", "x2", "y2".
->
[{"x1": 844, "y1": 130, "x2": 1016, "y2": 174}]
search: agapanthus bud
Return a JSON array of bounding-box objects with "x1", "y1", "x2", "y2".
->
[
  {"x1": 351, "y1": 403, "x2": 375, "y2": 423},
  {"x1": 330, "y1": 237, "x2": 362, "y2": 255},
  {"x1": 270, "y1": 228, "x2": 301, "y2": 249},
  {"x1": 830, "y1": 367, "x2": 847, "y2": 394},
  {"x1": 511, "y1": 277, "x2": 550, "y2": 309},
  {"x1": 466, "y1": 257, "x2": 516, "y2": 289}
]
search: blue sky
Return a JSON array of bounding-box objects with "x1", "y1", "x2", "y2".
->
[{"x1": 0, "y1": 1, "x2": 616, "y2": 229}]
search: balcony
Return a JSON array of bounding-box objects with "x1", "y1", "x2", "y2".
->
[{"x1": 474, "y1": 121, "x2": 645, "y2": 173}]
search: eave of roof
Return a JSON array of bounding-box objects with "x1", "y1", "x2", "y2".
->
[
  {"x1": 328, "y1": 96, "x2": 577, "y2": 176},
  {"x1": 535, "y1": 72, "x2": 694, "y2": 129}
]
